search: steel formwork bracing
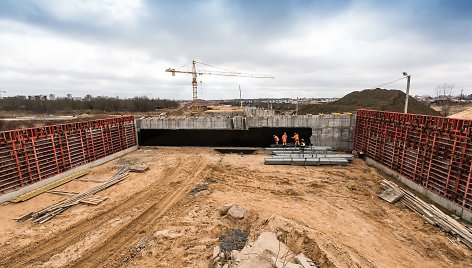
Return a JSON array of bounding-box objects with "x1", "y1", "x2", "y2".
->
[
  {"x1": 354, "y1": 109, "x2": 472, "y2": 212},
  {"x1": 0, "y1": 116, "x2": 136, "y2": 194}
]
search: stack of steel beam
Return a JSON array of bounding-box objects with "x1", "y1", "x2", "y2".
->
[
  {"x1": 354, "y1": 109, "x2": 472, "y2": 212},
  {"x1": 0, "y1": 116, "x2": 136, "y2": 194},
  {"x1": 264, "y1": 146, "x2": 352, "y2": 166}
]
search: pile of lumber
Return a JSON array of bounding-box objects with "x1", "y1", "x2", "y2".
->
[
  {"x1": 380, "y1": 179, "x2": 472, "y2": 249},
  {"x1": 16, "y1": 167, "x2": 129, "y2": 224},
  {"x1": 10, "y1": 169, "x2": 90, "y2": 203}
]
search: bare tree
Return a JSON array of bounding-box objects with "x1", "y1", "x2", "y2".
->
[{"x1": 434, "y1": 83, "x2": 454, "y2": 116}]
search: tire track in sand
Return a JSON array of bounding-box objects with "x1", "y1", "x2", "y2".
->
[
  {"x1": 0, "y1": 156, "x2": 211, "y2": 268},
  {"x1": 69, "y1": 157, "x2": 213, "y2": 268}
]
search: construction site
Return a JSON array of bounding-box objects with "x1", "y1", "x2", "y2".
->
[
  {"x1": 3, "y1": 0, "x2": 472, "y2": 266},
  {"x1": 0, "y1": 92, "x2": 471, "y2": 268}
]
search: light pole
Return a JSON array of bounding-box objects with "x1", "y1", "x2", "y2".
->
[
  {"x1": 403, "y1": 72, "x2": 411, "y2": 113},
  {"x1": 239, "y1": 85, "x2": 242, "y2": 108}
]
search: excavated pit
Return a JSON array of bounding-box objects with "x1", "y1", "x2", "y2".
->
[{"x1": 138, "y1": 127, "x2": 312, "y2": 147}]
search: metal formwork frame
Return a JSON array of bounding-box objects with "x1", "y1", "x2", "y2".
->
[
  {"x1": 354, "y1": 109, "x2": 472, "y2": 211},
  {"x1": 0, "y1": 116, "x2": 136, "y2": 193}
]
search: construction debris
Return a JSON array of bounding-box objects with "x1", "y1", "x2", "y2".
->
[
  {"x1": 129, "y1": 165, "x2": 149, "y2": 173},
  {"x1": 189, "y1": 178, "x2": 217, "y2": 197},
  {"x1": 295, "y1": 253, "x2": 318, "y2": 268},
  {"x1": 46, "y1": 190, "x2": 79, "y2": 196},
  {"x1": 219, "y1": 203, "x2": 246, "y2": 219},
  {"x1": 16, "y1": 167, "x2": 129, "y2": 224},
  {"x1": 10, "y1": 169, "x2": 90, "y2": 203},
  {"x1": 380, "y1": 179, "x2": 472, "y2": 249},
  {"x1": 378, "y1": 187, "x2": 404, "y2": 204},
  {"x1": 219, "y1": 229, "x2": 249, "y2": 252},
  {"x1": 227, "y1": 204, "x2": 246, "y2": 219},
  {"x1": 212, "y1": 231, "x2": 317, "y2": 268}
]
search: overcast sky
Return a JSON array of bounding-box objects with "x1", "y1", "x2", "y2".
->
[{"x1": 0, "y1": 0, "x2": 471, "y2": 100}]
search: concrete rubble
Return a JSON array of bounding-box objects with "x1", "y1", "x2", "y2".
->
[
  {"x1": 211, "y1": 231, "x2": 317, "y2": 268},
  {"x1": 220, "y1": 203, "x2": 246, "y2": 219},
  {"x1": 227, "y1": 205, "x2": 246, "y2": 219}
]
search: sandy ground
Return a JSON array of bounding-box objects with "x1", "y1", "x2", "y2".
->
[
  {"x1": 0, "y1": 147, "x2": 470, "y2": 268},
  {"x1": 449, "y1": 107, "x2": 472, "y2": 120}
]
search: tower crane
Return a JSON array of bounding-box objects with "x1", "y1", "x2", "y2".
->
[{"x1": 166, "y1": 60, "x2": 273, "y2": 100}]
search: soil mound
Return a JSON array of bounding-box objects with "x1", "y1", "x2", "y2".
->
[{"x1": 300, "y1": 88, "x2": 439, "y2": 115}]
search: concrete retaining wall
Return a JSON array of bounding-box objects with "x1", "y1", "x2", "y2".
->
[{"x1": 137, "y1": 114, "x2": 356, "y2": 150}]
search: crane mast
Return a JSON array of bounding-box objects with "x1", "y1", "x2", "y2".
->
[
  {"x1": 191, "y1": 60, "x2": 198, "y2": 100},
  {"x1": 166, "y1": 59, "x2": 273, "y2": 101}
]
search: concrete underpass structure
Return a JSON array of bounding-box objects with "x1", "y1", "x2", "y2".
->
[{"x1": 137, "y1": 114, "x2": 356, "y2": 150}]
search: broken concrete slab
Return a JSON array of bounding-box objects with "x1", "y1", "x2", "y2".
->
[
  {"x1": 238, "y1": 249, "x2": 276, "y2": 268},
  {"x1": 239, "y1": 232, "x2": 295, "y2": 264},
  {"x1": 379, "y1": 188, "x2": 404, "y2": 204},
  {"x1": 272, "y1": 256, "x2": 303, "y2": 268},
  {"x1": 219, "y1": 203, "x2": 235, "y2": 216},
  {"x1": 227, "y1": 204, "x2": 246, "y2": 219},
  {"x1": 212, "y1": 245, "x2": 221, "y2": 259},
  {"x1": 295, "y1": 253, "x2": 318, "y2": 268}
]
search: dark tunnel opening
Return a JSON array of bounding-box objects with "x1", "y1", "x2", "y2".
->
[{"x1": 138, "y1": 128, "x2": 313, "y2": 147}]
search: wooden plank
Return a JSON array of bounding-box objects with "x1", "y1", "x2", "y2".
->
[
  {"x1": 381, "y1": 179, "x2": 472, "y2": 249},
  {"x1": 10, "y1": 169, "x2": 90, "y2": 203},
  {"x1": 46, "y1": 190, "x2": 79, "y2": 196}
]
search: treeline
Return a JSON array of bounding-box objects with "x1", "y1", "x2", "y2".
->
[
  {"x1": 0, "y1": 97, "x2": 179, "y2": 113},
  {"x1": 220, "y1": 99, "x2": 296, "y2": 113}
]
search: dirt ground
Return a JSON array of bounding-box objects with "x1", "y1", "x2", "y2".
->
[
  {"x1": 0, "y1": 147, "x2": 470, "y2": 268},
  {"x1": 449, "y1": 107, "x2": 472, "y2": 120}
]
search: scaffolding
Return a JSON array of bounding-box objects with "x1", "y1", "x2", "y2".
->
[
  {"x1": 354, "y1": 109, "x2": 472, "y2": 211},
  {"x1": 0, "y1": 116, "x2": 136, "y2": 194}
]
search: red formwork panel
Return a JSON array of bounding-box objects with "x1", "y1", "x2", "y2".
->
[
  {"x1": 0, "y1": 116, "x2": 136, "y2": 194},
  {"x1": 354, "y1": 109, "x2": 472, "y2": 212}
]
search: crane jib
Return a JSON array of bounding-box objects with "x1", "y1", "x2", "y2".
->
[{"x1": 166, "y1": 59, "x2": 273, "y2": 100}]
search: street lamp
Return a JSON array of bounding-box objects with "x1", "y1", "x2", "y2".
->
[{"x1": 403, "y1": 72, "x2": 411, "y2": 113}]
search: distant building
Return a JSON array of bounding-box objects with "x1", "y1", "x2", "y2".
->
[
  {"x1": 414, "y1": 95, "x2": 432, "y2": 103},
  {"x1": 67, "y1": 94, "x2": 73, "y2": 99},
  {"x1": 49, "y1": 94, "x2": 56, "y2": 100},
  {"x1": 28, "y1": 95, "x2": 47, "y2": 100}
]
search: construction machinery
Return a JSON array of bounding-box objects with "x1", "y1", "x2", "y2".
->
[{"x1": 166, "y1": 60, "x2": 273, "y2": 100}]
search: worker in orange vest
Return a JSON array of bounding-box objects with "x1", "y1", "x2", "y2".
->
[
  {"x1": 273, "y1": 135, "x2": 280, "y2": 145},
  {"x1": 282, "y1": 132, "x2": 287, "y2": 146},
  {"x1": 292, "y1": 133, "x2": 300, "y2": 147}
]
